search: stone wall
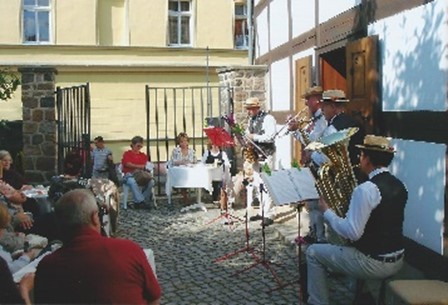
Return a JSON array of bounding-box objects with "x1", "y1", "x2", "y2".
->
[
  {"x1": 19, "y1": 67, "x2": 57, "y2": 184},
  {"x1": 217, "y1": 65, "x2": 268, "y2": 172}
]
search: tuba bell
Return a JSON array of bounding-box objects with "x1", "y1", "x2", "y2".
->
[{"x1": 306, "y1": 127, "x2": 359, "y2": 218}]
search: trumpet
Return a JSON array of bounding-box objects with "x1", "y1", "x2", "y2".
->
[{"x1": 273, "y1": 107, "x2": 311, "y2": 139}]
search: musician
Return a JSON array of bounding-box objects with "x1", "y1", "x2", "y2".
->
[
  {"x1": 317, "y1": 89, "x2": 365, "y2": 170},
  {"x1": 244, "y1": 97, "x2": 277, "y2": 227},
  {"x1": 288, "y1": 86, "x2": 327, "y2": 243},
  {"x1": 305, "y1": 135, "x2": 408, "y2": 305},
  {"x1": 288, "y1": 86, "x2": 327, "y2": 165},
  {"x1": 34, "y1": 189, "x2": 161, "y2": 304}
]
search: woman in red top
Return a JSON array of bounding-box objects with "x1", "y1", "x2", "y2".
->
[{"x1": 121, "y1": 136, "x2": 154, "y2": 209}]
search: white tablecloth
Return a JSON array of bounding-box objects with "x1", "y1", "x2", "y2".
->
[{"x1": 165, "y1": 163, "x2": 223, "y2": 205}]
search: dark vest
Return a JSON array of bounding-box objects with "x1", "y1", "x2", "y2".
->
[
  {"x1": 353, "y1": 172, "x2": 408, "y2": 255},
  {"x1": 248, "y1": 111, "x2": 276, "y2": 158},
  {"x1": 205, "y1": 150, "x2": 223, "y2": 164}
]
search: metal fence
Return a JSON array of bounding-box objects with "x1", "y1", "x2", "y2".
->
[
  {"x1": 145, "y1": 85, "x2": 233, "y2": 194},
  {"x1": 55, "y1": 83, "x2": 91, "y2": 177}
]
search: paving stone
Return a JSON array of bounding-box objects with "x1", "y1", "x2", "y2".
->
[{"x1": 116, "y1": 197, "x2": 354, "y2": 304}]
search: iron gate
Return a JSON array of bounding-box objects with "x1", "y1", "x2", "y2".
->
[
  {"x1": 55, "y1": 83, "x2": 91, "y2": 177},
  {"x1": 145, "y1": 85, "x2": 234, "y2": 194}
]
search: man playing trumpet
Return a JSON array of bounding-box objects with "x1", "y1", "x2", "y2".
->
[{"x1": 288, "y1": 86, "x2": 327, "y2": 243}]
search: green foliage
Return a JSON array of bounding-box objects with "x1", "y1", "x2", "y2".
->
[
  {"x1": 291, "y1": 159, "x2": 301, "y2": 170},
  {"x1": 0, "y1": 69, "x2": 20, "y2": 101},
  {"x1": 261, "y1": 163, "x2": 272, "y2": 176},
  {"x1": 231, "y1": 123, "x2": 244, "y2": 135}
]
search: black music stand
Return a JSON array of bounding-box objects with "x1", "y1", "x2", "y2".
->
[
  {"x1": 231, "y1": 182, "x2": 286, "y2": 293},
  {"x1": 259, "y1": 168, "x2": 319, "y2": 299}
]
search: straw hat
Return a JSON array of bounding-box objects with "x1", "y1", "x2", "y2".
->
[
  {"x1": 356, "y1": 135, "x2": 396, "y2": 153},
  {"x1": 244, "y1": 97, "x2": 261, "y2": 108},
  {"x1": 302, "y1": 86, "x2": 323, "y2": 98},
  {"x1": 321, "y1": 89, "x2": 349, "y2": 103}
]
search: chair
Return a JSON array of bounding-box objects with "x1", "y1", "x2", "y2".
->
[{"x1": 118, "y1": 163, "x2": 157, "y2": 210}]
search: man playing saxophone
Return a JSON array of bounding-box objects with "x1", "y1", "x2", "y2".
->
[
  {"x1": 288, "y1": 86, "x2": 327, "y2": 243},
  {"x1": 304, "y1": 135, "x2": 408, "y2": 305},
  {"x1": 244, "y1": 97, "x2": 277, "y2": 227}
]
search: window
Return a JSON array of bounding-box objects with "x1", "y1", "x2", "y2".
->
[
  {"x1": 234, "y1": 3, "x2": 248, "y2": 49},
  {"x1": 168, "y1": 0, "x2": 192, "y2": 46},
  {"x1": 23, "y1": 0, "x2": 51, "y2": 43}
]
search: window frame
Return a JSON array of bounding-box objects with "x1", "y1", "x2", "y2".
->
[
  {"x1": 22, "y1": 0, "x2": 52, "y2": 44},
  {"x1": 234, "y1": 3, "x2": 249, "y2": 50},
  {"x1": 168, "y1": 0, "x2": 193, "y2": 47}
]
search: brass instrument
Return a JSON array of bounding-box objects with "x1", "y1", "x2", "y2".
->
[
  {"x1": 273, "y1": 107, "x2": 311, "y2": 139},
  {"x1": 306, "y1": 127, "x2": 359, "y2": 218}
]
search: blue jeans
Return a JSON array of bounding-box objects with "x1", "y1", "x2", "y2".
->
[{"x1": 123, "y1": 173, "x2": 154, "y2": 204}]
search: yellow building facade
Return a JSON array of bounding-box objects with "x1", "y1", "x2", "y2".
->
[{"x1": 0, "y1": 0, "x2": 249, "y2": 159}]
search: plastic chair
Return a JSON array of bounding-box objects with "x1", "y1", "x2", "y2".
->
[{"x1": 118, "y1": 162, "x2": 157, "y2": 209}]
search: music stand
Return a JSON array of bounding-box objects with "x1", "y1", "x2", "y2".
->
[
  {"x1": 205, "y1": 186, "x2": 244, "y2": 230},
  {"x1": 260, "y1": 168, "x2": 319, "y2": 299},
  {"x1": 231, "y1": 182, "x2": 286, "y2": 293},
  {"x1": 212, "y1": 185, "x2": 257, "y2": 262}
]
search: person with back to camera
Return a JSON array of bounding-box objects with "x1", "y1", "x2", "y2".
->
[
  {"x1": 201, "y1": 140, "x2": 231, "y2": 205},
  {"x1": 169, "y1": 132, "x2": 196, "y2": 204},
  {"x1": 288, "y1": 86, "x2": 328, "y2": 244},
  {"x1": 304, "y1": 135, "x2": 408, "y2": 305},
  {"x1": 34, "y1": 189, "x2": 161, "y2": 304},
  {"x1": 121, "y1": 136, "x2": 155, "y2": 209}
]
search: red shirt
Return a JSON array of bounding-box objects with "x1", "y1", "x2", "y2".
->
[
  {"x1": 34, "y1": 227, "x2": 161, "y2": 304},
  {"x1": 121, "y1": 150, "x2": 149, "y2": 174}
]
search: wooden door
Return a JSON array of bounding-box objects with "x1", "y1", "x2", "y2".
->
[
  {"x1": 294, "y1": 56, "x2": 312, "y2": 162},
  {"x1": 345, "y1": 35, "x2": 379, "y2": 134}
]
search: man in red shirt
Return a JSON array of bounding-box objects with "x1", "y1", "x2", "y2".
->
[
  {"x1": 121, "y1": 135, "x2": 154, "y2": 209},
  {"x1": 34, "y1": 189, "x2": 161, "y2": 304}
]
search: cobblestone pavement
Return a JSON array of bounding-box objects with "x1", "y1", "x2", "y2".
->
[{"x1": 116, "y1": 197, "x2": 355, "y2": 305}]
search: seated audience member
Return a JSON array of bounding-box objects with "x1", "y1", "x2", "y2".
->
[
  {"x1": 0, "y1": 257, "x2": 34, "y2": 305},
  {"x1": 121, "y1": 136, "x2": 155, "y2": 209},
  {"x1": 170, "y1": 132, "x2": 196, "y2": 166},
  {"x1": 0, "y1": 203, "x2": 41, "y2": 274},
  {"x1": 63, "y1": 148, "x2": 83, "y2": 178},
  {"x1": 91, "y1": 136, "x2": 113, "y2": 179},
  {"x1": 169, "y1": 132, "x2": 196, "y2": 204},
  {"x1": 0, "y1": 150, "x2": 31, "y2": 191},
  {"x1": 34, "y1": 189, "x2": 161, "y2": 304},
  {"x1": 201, "y1": 141, "x2": 231, "y2": 204}
]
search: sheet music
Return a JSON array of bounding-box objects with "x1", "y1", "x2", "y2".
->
[
  {"x1": 261, "y1": 167, "x2": 319, "y2": 206},
  {"x1": 13, "y1": 251, "x2": 52, "y2": 283}
]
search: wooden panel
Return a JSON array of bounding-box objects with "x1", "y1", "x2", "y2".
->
[
  {"x1": 318, "y1": 7, "x2": 364, "y2": 49},
  {"x1": 346, "y1": 35, "x2": 379, "y2": 134},
  {"x1": 293, "y1": 56, "x2": 312, "y2": 162},
  {"x1": 380, "y1": 111, "x2": 448, "y2": 145},
  {"x1": 369, "y1": 0, "x2": 435, "y2": 23},
  {"x1": 320, "y1": 47, "x2": 347, "y2": 92}
]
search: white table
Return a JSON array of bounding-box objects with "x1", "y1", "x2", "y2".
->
[{"x1": 165, "y1": 163, "x2": 223, "y2": 211}]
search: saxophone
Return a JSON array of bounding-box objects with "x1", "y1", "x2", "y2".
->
[{"x1": 306, "y1": 127, "x2": 359, "y2": 218}]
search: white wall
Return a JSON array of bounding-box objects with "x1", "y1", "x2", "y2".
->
[
  {"x1": 291, "y1": 0, "x2": 315, "y2": 37},
  {"x1": 255, "y1": 9, "x2": 269, "y2": 58},
  {"x1": 391, "y1": 139, "x2": 446, "y2": 254},
  {"x1": 369, "y1": 0, "x2": 448, "y2": 111},
  {"x1": 270, "y1": 57, "x2": 291, "y2": 111},
  {"x1": 318, "y1": 0, "x2": 358, "y2": 23},
  {"x1": 269, "y1": 0, "x2": 289, "y2": 50}
]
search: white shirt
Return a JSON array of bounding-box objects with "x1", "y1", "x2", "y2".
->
[
  {"x1": 200, "y1": 149, "x2": 231, "y2": 168},
  {"x1": 294, "y1": 109, "x2": 327, "y2": 144},
  {"x1": 323, "y1": 167, "x2": 388, "y2": 242}
]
